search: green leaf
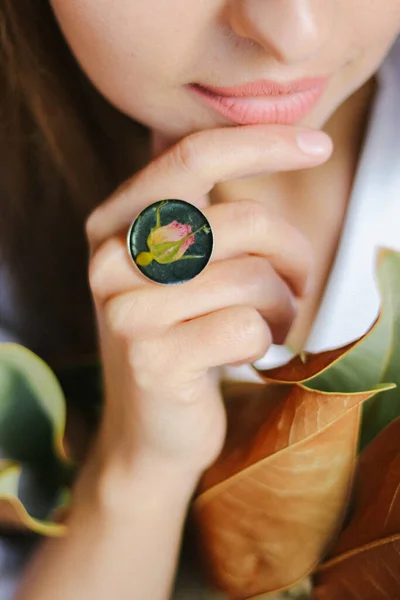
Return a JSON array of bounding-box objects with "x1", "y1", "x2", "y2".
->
[
  {"x1": 0, "y1": 343, "x2": 76, "y2": 533},
  {"x1": 305, "y1": 248, "x2": 400, "y2": 394},
  {"x1": 0, "y1": 464, "x2": 67, "y2": 536},
  {"x1": 360, "y1": 250, "x2": 400, "y2": 448},
  {"x1": 254, "y1": 248, "x2": 400, "y2": 451},
  {"x1": 304, "y1": 248, "x2": 400, "y2": 449},
  {"x1": 0, "y1": 344, "x2": 70, "y2": 463}
]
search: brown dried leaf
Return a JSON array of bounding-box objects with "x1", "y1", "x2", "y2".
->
[
  {"x1": 314, "y1": 416, "x2": 400, "y2": 600},
  {"x1": 193, "y1": 382, "x2": 386, "y2": 599},
  {"x1": 251, "y1": 316, "x2": 377, "y2": 385},
  {"x1": 252, "y1": 339, "x2": 360, "y2": 384}
]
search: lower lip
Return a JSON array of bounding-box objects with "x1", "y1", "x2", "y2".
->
[{"x1": 189, "y1": 81, "x2": 328, "y2": 125}]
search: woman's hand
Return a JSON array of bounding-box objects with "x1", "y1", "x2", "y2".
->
[
  {"x1": 14, "y1": 125, "x2": 332, "y2": 600},
  {"x1": 85, "y1": 124, "x2": 333, "y2": 485}
]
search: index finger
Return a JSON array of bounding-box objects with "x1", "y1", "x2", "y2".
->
[{"x1": 85, "y1": 124, "x2": 332, "y2": 255}]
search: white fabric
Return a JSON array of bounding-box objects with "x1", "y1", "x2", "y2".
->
[{"x1": 221, "y1": 35, "x2": 400, "y2": 383}]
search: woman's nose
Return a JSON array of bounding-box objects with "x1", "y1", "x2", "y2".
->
[{"x1": 228, "y1": 0, "x2": 334, "y2": 64}]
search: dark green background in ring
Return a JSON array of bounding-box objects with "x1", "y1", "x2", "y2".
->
[{"x1": 128, "y1": 199, "x2": 214, "y2": 285}]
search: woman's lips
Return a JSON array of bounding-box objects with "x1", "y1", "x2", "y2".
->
[{"x1": 188, "y1": 77, "x2": 329, "y2": 125}]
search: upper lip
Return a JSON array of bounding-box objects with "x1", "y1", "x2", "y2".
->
[{"x1": 191, "y1": 77, "x2": 328, "y2": 98}]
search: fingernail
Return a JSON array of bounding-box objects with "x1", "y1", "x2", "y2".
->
[{"x1": 296, "y1": 131, "x2": 333, "y2": 156}]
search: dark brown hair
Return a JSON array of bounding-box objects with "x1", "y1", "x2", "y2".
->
[{"x1": 0, "y1": 0, "x2": 150, "y2": 366}]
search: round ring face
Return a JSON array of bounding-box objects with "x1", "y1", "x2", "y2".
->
[{"x1": 127, "y1": 199, "x2": 214, "y2": 285}]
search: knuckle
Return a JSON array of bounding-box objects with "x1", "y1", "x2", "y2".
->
[
  {"x1": 233, "y1": 306, "x2": 271, "y2": 353},
  {"x1": 128, "y1": 334, "x2": 176, "y2": 385},
  {"x1": 87, "y1": 238, "x2": 118, "y2": 300},
  {"x1": 173, "y1": 134, "x2": 203, "y2": 174},
  {"x1": 251, "y1": 325, "x2": 272, "y2": 360},
  {"x1": 242, "y1": 256, "x2": 274, "y2": 290},
  {"x1": 234, "y1": 198, "x2": 271, "y2": 235},
  {"x1": 105, "y1": 294, "x2": 145, "y2": 339},
  {"x1": 126, "y1": 337, "x2": 171, "y2": 392},
  {"x1": 88, "y1": 254, "x2": 105, "y2": 300},
  {"x1": 88, "y1": 269, "x2": 102, "y2": 301}
]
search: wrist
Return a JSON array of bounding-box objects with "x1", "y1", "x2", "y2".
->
[{"x1": 72, "y1": 444, "x2": 201, "y2": 520}]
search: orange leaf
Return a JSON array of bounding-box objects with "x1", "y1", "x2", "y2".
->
[
  {"x1": 252, "y1": 320, "x2": 376, "y2": 385},
  {"x1": 314, "y1": 416, "x2": 400, "y2": 600},
  {"x1": 193, "y1": 381, "x2": 384, "y2": 599}
]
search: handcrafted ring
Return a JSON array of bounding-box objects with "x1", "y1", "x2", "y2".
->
[{"x1": 126, "y1": 199, "x2": 214, "y2": 285}]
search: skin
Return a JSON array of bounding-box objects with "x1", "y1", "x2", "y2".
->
[
  {"x1": 15, "y1": 2, "x2": 400, "y2": 600},
  {"x1": 49, "y1": 0, "x2": 400, "y2": 137},
  {"x1": 49, "y1": 0, "x2": 400, "y2": 351}
]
